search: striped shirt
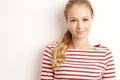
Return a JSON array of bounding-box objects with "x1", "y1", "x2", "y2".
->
[{"x1": 40, "y1": 42, "x2": 116, "y2": 80}]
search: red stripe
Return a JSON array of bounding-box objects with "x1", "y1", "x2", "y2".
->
[
  {"x1": 104, "y1": 71, "x2": 115, "y2": 74},
  {"x1": 44, "y1": 50, "x2": 51, "y2": 55},
  {"x1": 105, "y1": 56, "x2": 113, "y2": 61},
  {"x1": 43, "y1": 53, "x2": 51, "y2": 59},
  {"x1": 67, "y1": 50, "x2": 106, "y2": 53},
  {"x1": 65, "y1": 59, "x2": 104, "y2": 64},
  {"x1": 65, "y1": 57, "x2": 104, "y2": 61},
  {"x1": 54, "y1": 73, "x2": 100, "y2": 78},
  {"x1": 103, "y1": 75, "x2": 116, "y2": 78},
  {"x1": 59, "y1": 66, "x2": 103, "y2": 70},
  {"x1": 46, "y1": 46, "x2": 53, "y2": 51},
  {"x1": 106, "y1": 51, "x2": 112, "y2": 56},
  {"x1": 66, "y1": 54, "x2": 105, "y2": 57},
  {"x1": 107, "y1": 63, "x2": 114, "y2": 66},
  {"x1": 42, "y1": 62, "x2": 51, "y2": 66},
  {"x1": 60, "y1": 63, "x2": 105, "y2": 70},
  {"x1": 41, "y1": 70, "x2": 53, "y2": 73},
  {"x1": 41, "y1": 74, "x2": 53, "y2": 77},
  {"x1": 42, "y1": 66, "x2": 53, "y2": 70},
  {"x1": 106, "y1": 67, "x2": 115, "y2": 71},
  {"x1": 56, "y1": 69, "x2": 100, "y2": 74}
]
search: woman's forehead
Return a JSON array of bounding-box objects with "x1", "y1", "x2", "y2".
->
[{"x1": 67, "y1": 5, "x2": 92, "y2": 18}]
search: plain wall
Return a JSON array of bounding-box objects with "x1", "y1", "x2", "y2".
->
[{"x1": 0, "y1": 0, "x2": 119, "y2": 80}]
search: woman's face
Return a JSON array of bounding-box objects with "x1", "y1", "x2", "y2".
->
[{"x1": 67, "y1": 4, "x2": 93, "y2": 40}]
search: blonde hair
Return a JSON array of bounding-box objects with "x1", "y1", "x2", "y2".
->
[
  {"x1": 51, "y1": 0, "x2": 94, "y2": 69},
  {"x1": 65, "y1": 0, "x2": 94, "y2": 20}
]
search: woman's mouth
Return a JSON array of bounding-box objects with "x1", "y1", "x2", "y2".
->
[{"x1": 76, "y1": 30, "x2": 86, "y2": 34}]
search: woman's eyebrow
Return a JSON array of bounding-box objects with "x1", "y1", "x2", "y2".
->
[
  {"x1": 70, "y1": 16, "x2": 90, "y2": 19},
  {"x1": 82, "y1": 16, "x2": 90, "y2": 18},
  {"x1": 70, "y1": 17, "x2": 76, "y2": 19}
]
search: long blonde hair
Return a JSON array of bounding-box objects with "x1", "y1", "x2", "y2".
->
[{"x1": 51, "y1": 0, "x2": 94, "y2": 69}]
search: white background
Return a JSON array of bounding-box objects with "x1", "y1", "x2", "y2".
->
[{"x1": 0, "y1": 0, "x2": 119, "y2": 80}]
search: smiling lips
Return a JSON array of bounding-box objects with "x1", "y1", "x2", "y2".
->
[{"x1": 76, "y1": 30, "x2": 86, "y2": 34}]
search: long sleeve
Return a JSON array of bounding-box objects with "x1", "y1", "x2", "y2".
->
[
  {"x1": 102, "y1": 49, "x2": 116, "y2": 80},
  {"x1": 40, "y1": 45, "x2": 54, "y2": 80}
]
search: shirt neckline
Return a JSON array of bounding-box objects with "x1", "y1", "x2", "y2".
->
[{"x1": 67, "y1": 44, "x2": 101, "y2": 52}]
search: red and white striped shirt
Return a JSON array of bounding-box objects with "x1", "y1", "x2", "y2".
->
[{"x1": 40, "y1": 42, "x2": 116, "y2": 80}]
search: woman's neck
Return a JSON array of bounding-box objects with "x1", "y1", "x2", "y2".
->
[{"x1": 70, "y1": 38, "x2": 93, "y2": 50}]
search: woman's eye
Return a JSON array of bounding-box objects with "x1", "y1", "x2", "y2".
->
[
  {"x1": 70, "y1": 19, "x2": 76, "y2": 22},
  {"x1": 83, "y1": 19, "x2": 89, "y2": 22}
]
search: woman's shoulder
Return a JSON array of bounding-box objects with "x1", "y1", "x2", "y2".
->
[
  {"x1": 94, "y1": 44, "x2": 111, "y2": 52},
  {"x1": 42, "y1": 42, "x2": 57, "y2": 54},
  {"x1": 45, "y1": 41, "x2": 58, "y2": 50}
]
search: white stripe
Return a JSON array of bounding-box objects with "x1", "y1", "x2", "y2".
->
[
  {"x1": 40, "y1": 76, "x2": 53, "y2": 79},
  {"x1": 42, "y1": 64, "x2": 52, "y2": 68},
  {"x1": 66, "y1": 52, "x2": 106, "y2": 55},
  {"x1": 56, "y1": 67, "x2": 103, "y2": 72},
  {"x1": 41, "y1": 72, "x2": 53, "y2": 75},
  {"x1": 54, "y1": 71, "x2": 102, "y2": 76},
  {"x1": 66, "y1": 58, "x2": 104, "y2": 62},
  {"x1": 43, "y1": 60, "x2": 51, "y2": 64},
  {"x1": 42, "y1": 68, "x2": 53, "y2": 72},
  {"x1": 43, "y1": 55, "x2": 51, "y2": 60},
  {"x1": 54, "y1": 75, "x2": 101, "y2": 79},
  {"x1": 103, "y1": 73, "x2": 115, "y2": 77}
]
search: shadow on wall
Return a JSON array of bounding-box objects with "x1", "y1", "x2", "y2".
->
[{"x1": 56, "y1": 7, "x2": 68, "y2": 39}]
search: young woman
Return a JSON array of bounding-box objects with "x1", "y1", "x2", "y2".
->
[{"x1": 40, "y1": 0, "x2": 116, "y2": 79}]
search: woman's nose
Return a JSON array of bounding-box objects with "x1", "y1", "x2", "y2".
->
[{"x1": 77, "y1": 20, "x2": 83, "y2": 29}]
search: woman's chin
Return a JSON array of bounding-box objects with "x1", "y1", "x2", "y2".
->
[{"x1": 74, "y1": 33, "x2": 88, "y2": 40}]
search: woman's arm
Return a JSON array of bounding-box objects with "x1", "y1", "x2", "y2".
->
[
  {"x1": 40, "y1": 45, "x2": 54, "y2": 80},
  {"x1": 102, "y1": 49, "x2": 116, "y2": 80}
]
